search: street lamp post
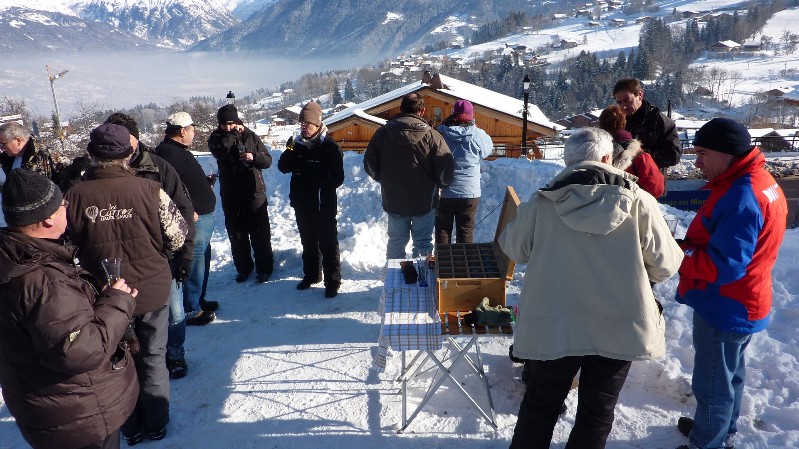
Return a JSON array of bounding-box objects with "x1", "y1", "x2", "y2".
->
[
  {"x1": 226, "y1": 91, "x2": 235, "y2": 105},
  {"x1": 47, "y1": 65, "x2": 69, "y2": 152},
  {"x1": 521, "y1": 74, "x2": 530, "y2": 158}
]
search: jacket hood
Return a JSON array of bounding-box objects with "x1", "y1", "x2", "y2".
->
[
  {"x1": 539, "y1": 161, "x2": 636, "y2": 235},
  {"x1": 437, "y1": 123, "x2": 478, "y2": 143},
  {"x1": 612, "y1": 138, "x2": 642, "y2": 171},
  {"x1": 0, "y1": 229, "x2": 75, "y2": 284},
  {"x1": 385, "y1": 113, "x2": 432, "y2": 147}
]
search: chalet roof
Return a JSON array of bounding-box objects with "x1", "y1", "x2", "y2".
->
[
  {"x1": 769, "y1": 129, "x2": 799, "y2": 137},
  {"x1": 324, "y1": 74, "x2": 561, "y2": 132},
  {"x1": 714, "y1": 40, "x2": 741, "y2": 48},
  {"x1": 284, "y1": 105, "x2": 302, "y2": 114},
  {"x1": 748, "y1": 128, "x2": 776, "y2": 139}
]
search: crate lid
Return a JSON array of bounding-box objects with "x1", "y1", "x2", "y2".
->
[{"x1": 493, "y1": 186, "x2": 521, "y2": 281}]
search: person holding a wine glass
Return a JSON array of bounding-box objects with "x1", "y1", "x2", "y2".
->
[{"x1": 0, "y1": 169, "x2": 139, "y2": 449}]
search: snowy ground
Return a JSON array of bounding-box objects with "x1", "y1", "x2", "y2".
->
[{"x1": 1, "y1": 152, "x2": 798, "y2": 449}]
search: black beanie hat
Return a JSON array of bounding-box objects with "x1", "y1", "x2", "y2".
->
[
  {"x1": 217, "y1": 104, "x2": 242, "y2": 125},
  {"x1": 87, "y1": 123, "x2": 134, "y2": 160},
  {"x1": 693, "y1": 118, "x2": 752, "y2": 157},
  {"x1": 2, "y1": 169, "x2": 63, "y2": 227},
  {"x1": 299, "y1": 102, "x2": 323, "y2": 126}
]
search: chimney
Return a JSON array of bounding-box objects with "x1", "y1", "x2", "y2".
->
[
  {"x1": 421, "y1": 70, "x2": 432, "y2": 85},
  {"x1": 430, "y1": 73, "x2": 444, "y2": 89}
]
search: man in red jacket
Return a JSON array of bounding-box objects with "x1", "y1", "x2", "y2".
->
[{"x1": 674, "y1": 118, "x2": 787, "y2": 449}]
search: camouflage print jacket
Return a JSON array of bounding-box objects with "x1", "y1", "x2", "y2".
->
[{"x1": 0, "y1": 137, "x2": 63, "y2": 185}]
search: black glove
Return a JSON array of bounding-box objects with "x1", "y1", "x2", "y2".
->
[{"x1": 176, "y1": 256, "x2": 193, "y2": 283}]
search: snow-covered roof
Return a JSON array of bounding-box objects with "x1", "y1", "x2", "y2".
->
[
  {"x1": 324, "y1": 74, "x2": 560, "y2": 133},
  {"x1": 748, "y1": 128, "x2": 776, "y2": 138},
  {"x1": 675, "y1": 119, "x2": 708, "y2": 130},
  {"x1": 770, "y1": 129, "x2": 799, "y2": 137}
]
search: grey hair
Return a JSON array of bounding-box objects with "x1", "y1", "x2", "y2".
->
[
  {"x1": 90, "y1": 155, "x2": 131, "y2": 169},
  {"x1": 563, "y1": 127, "x2": 614, "y2": 166},
  {"x1": 0, "y1": 122, "x2": 29, "y2": 141}
]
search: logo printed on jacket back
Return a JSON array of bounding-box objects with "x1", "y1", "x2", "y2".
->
[{"x1": 85, "y1": 204, "x2": 134, "y2": 223}]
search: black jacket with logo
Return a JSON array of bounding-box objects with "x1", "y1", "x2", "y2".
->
[{"x1": 65, "y1": 166, "x2": 187, "y2": 314}]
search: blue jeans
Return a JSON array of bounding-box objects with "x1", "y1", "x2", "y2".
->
[
  {"x1": 386, "y1": 210, "x2": 435, "y2": 259},
  {"x1": 690, "y1": 312, "x2": 751, "y2": 449},
  {"x1": 166, "y1": 280, "x2": 185, "y2": 361},
  {"x1": 184, "y1": 213, "x2": 214, "y2": 313}
]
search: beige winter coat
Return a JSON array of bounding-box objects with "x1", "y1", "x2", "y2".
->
[{"x1": 499, "y1": 161, "x2": 683, "y2": 362}]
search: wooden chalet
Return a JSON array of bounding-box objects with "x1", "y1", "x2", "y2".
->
[{"x1": 323, "y1": 72, "x2": 561, "y2": 158}]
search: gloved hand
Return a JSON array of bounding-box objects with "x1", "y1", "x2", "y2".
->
[
  {"x1": 474, "y1": 297, "x2": 513, "y2": 326},
  {"x1": 175, "y1": 256, "x2": 193, "y2": 283}
]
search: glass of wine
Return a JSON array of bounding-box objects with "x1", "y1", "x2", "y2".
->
[{"x1": 101, "y1": 258, "x2": 122, "y2": 287}]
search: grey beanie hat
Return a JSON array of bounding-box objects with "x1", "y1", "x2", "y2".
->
[
  {"x1": 2, "y1": 169, "x2": 63, "y2": 226},
  {"x1": 299, "y1": 102, "x2": 323, "y2": 127}
]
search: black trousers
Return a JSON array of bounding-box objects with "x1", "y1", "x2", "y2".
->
[
  {"x1": 221, "y1": 195, "x2": 274, "y2": 276},
  {"x1": 294, "y1": 205, "x2": 341, "y2": 286},
  {"x1": 510, "y1": 355, "x2": 632, "y2": 449},
  {"x1": 435, "y1": 197, "x2": 480, "y2": 244}
]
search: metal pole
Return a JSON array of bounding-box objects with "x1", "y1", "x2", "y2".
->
[
  {"x1": 521, "y1": 90, "x2": 529, "y2": 158},
  {"x1": 47, "y1": 65, "x2": 68, "y2": 153}
]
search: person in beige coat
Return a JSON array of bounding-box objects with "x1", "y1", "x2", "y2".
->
[{"x1": 500, "y1": 127, "x2": 683, "y2": 449}]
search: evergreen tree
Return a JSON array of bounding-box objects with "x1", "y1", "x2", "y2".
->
[
  {"x1": 331, "y1": 85, "x2": 343, "y2": 106},
  {"x1": 344, "y1": 78, "x2": 356, "y2": 102}
]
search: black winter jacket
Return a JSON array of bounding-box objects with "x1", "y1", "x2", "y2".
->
[
  {"x1": 625, "y1": 99, "x2": 681, "y2": 168},
  {"x1": 65, "y1": 166, "x2": 187, "y2": 315},
  {"x1": 277, "y1": 133, "x2": 344, "y2": 215},
  {"x1": 0, "y1": 230, "x2": 138, "y2": 449},
  {"x1": 208, "y1": 126, "x2": 272, "y2": 203},
  {"x1": 154, "y1": 138, "x2": 217, "y2": 215},
  {"x1": 61, "y1": 145, "x2": 195, "y2": 261},
  {"x1": 364, "y1": 113, "x2": 454, "y2": 216}
]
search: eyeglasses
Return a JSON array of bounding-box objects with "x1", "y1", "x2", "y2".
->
[{"x1": 60, "y1": 199, "x2": 69, "y2": 209}]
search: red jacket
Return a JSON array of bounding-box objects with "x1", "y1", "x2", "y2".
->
[
  {"x1": 676, "y1": 149, "x2": 787, "y2": 333},
  {"x1": 627, "y1": 151, "x2": 665, "y2": 198}
]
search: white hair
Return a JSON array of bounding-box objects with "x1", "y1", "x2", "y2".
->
[{"x1": 563, "y1": 127, "x2": 614, "y2": 166}]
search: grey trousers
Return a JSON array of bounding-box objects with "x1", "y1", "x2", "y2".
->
[{"x1": 121, "y1": 305, "x2": 170, "y2": 437}]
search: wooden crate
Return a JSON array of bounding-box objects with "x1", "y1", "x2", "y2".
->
[{"x1": 436, "y1": 186, "x2": 521, "y2": 335}]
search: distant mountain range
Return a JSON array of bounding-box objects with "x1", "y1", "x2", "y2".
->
[
  {"x1": 0, "y1": 0, "x2": 579, "y2": 57},
  {"x1": 0, "y1": 0, "x2": 240, "y2": 52}
]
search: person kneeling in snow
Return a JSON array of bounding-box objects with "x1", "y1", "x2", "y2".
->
[{"x1": 499, "y1": 127, "x2": 683, "y2": 449}]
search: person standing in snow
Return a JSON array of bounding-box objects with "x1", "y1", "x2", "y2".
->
[
  {"x1": 599, "y1": 104, "x2": 665, "y2": 198},
  {"x1": 613, "y1": 78, "x2": 681, "y2": 169},
  {"x1": 0, "y1": 169, "x2": 139, "y2": 449},
  {"x1": 277, "y1": 102, "x2": 344, "y2": 298},
  {"x1": 364, "y1": 93, "x2": 454, "y2": 259},
  {"x1": 435, "y1": 99, "x2": 493, "y2": 244},
  {"x1": 0, "y1": 121, "x2": 63, "y2": 187},
  {"x1": 674, "y1": 118, "x2": 787, "y2": 449},
  {"x1": 499, "y1": 127, "x2": 683, "y2": 449},
  {"x1": 208, "y1": 104, "x2": 274, "y2": 284},
  {"x1": 64, "y1": 124, "x2": 188, "y2": 446}
]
